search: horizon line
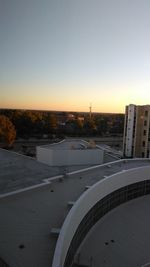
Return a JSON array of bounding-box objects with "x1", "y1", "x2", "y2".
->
[{"x1": 0, "y1": 107, "x2": 124, "y2": 115}]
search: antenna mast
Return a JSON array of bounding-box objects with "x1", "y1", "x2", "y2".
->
[{"x1": 89, "y1": 103, "x2": 92, "y2": 119}]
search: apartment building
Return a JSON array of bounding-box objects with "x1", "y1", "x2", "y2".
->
[{"x1": 123, "y1": 104, "x2": 150, "y2": 158}]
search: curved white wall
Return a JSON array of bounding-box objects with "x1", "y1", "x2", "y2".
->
[{"x1": 52, "y1": 165, "x2": 150, "y2": 267}]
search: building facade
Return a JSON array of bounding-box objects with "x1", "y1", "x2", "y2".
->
[{"x1": 123, "y1": 104, "x2": 150, "y2": 158}]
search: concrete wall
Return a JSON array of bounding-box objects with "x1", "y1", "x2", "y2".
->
[
  {"x1": 36, "y1": 147, "x2": 53, "y2": 165},
  {"x1": 52, "y1": 165, "x2": 150, "y2": 267},
  {"x1": 134, "y1": 105, "x2": 150, "y2": 158},
  {"x1": 36, "y1": 147, "x2": 104, "y2": 166},
  {"x1": 124, "y1": 104, "x2": 135, "y2": 157},
  {"x1": 123, "y1": 105, "x2": 150, "y2": 158}
]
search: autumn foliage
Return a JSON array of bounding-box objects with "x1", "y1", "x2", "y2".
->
[{"x1": 0, "y1": 115, "x2": 16, "y2": 146}]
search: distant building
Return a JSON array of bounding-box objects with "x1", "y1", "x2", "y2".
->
[
  {"x1": 123, "y1": 104, "x2": 150, "y2": 158},
  {"x1": 67, "y1": 114, "x2": 75, "y2": 121},
  {"x1": 77, "y1": 116, "x2": 84, "y2": 122}
]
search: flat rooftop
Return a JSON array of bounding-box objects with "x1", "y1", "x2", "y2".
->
[
  {"x1": 0, "y1": 149, "x2": 150, "y2": 266},
  {"x1": 0, "y1": 149, "x2": 104, "y2": 195},
  {"x1": 0, "y1": 148, "x2": 60, "y2": 194},
  {"x1": 77, "y1": 195, "x2": 150, "y2": 267}
]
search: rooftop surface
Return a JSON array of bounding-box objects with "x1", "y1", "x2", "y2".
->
[
  {"x1": 0, "y1": 148, "x2": 116, "y2": 195},
  {"x1": 77, "y1": 195, "x2": 150, "y2": 267},
  {"x1": 0, "y1": 149, "x2": 150, "y2": 266},
  {"x1": 0, "y1": 148, "x2": 60, "y2": 194}
]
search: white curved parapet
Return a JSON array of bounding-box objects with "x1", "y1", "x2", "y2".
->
[{"x1": 52, "y1": 165, "x2": 150, "y2": 267}]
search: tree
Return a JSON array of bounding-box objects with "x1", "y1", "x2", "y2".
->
[
  {"x1": 44, "y1": 113, "x2": 58, "y2": 135},
  {"x1": 49, "y1": 114, "x2": 57, "y2": 131},
  {"x1": 83, "y1": 116, "x2": 97, "y2": 136},
  {"x1": 95, "y1": 117, "x2": 109, "y2": 135},
  {"x1": 0, "y1": 115, "x2": 16, "y2": 146}
]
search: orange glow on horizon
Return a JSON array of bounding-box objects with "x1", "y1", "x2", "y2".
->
[{"x1": 1, "y1": 84, "x2": 150, "y2": 114}]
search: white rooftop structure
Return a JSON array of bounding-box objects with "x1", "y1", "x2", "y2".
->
[
  {"x1": 36, "y1": 139, "x2": 104, "y2": 166},
  {"x1": 0, "y1": 149, "x2": 150, "y2": 266}
]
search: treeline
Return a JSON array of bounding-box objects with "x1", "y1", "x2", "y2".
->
[{"x1": 0, "y1": 109, "x2": 124, "y2": 142}]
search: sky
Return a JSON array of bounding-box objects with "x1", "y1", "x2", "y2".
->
[{"x1": 0, "y1": 0, "x2": 150, "y2": 113}]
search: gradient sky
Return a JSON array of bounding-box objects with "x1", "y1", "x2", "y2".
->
[{"x1": 1, "y1": 0, "x2": 150, "y2": 113}]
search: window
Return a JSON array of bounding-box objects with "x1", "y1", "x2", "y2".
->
[
  {"x1": 144, "y1": 120, "x2": 147, "y2": 126},
  {"x1": 143, "y1": 141, "x2": 145, "y2": 147},
  {"x1": 145, "y1": 110, "x2": 148, "y2": 117},
  {"x1": 143, "y1": 130, "x2": 146, "y2": 136}
]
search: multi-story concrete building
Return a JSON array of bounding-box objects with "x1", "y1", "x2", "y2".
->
[{"x1": 123, "y1": 104, "x2": 150, "y2": 158}]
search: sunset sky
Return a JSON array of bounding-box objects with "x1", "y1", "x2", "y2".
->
[{"x1": 1, "y1": 0, "x2": 150, "y2": 113}]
